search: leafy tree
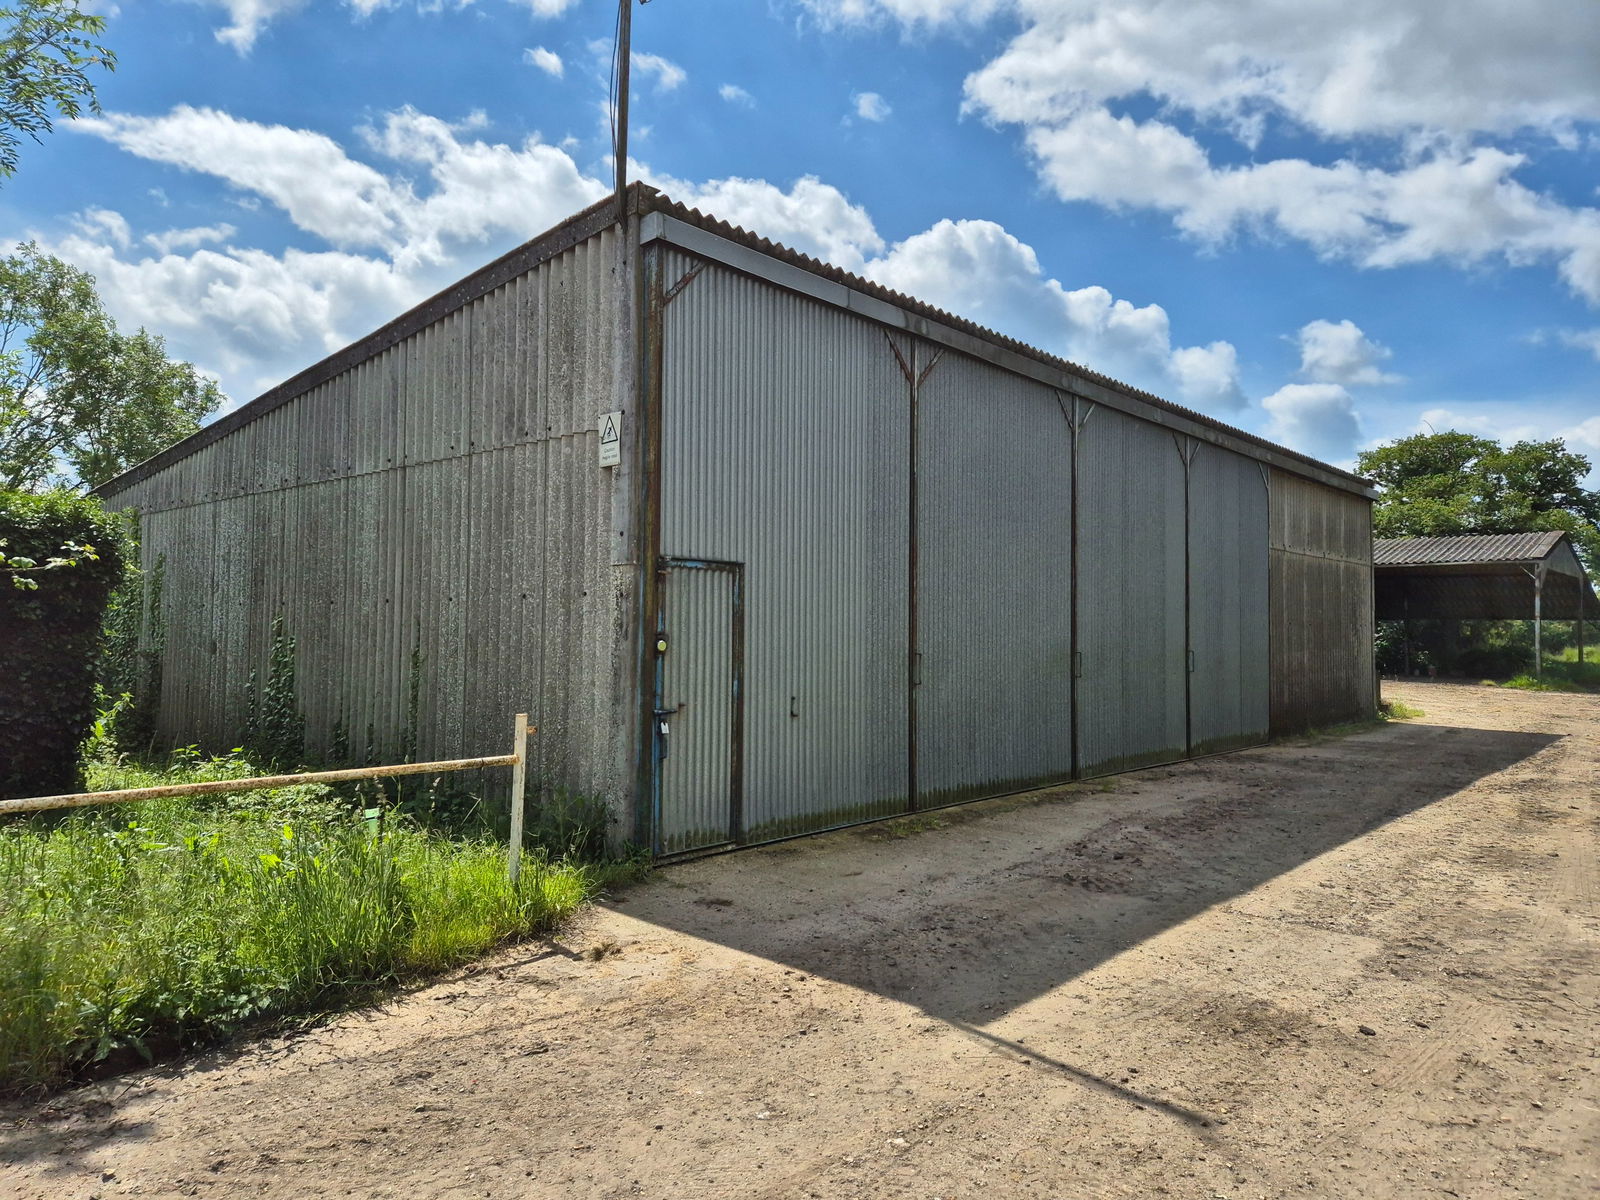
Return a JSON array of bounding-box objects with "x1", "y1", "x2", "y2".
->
[
  {"x1": 1, "y1": 0, "x2": 114, "y2": 179},
  {"x1": 1, "y1": 243, "x2": 223, "y2": 491},
  {"x1": 1357, "y1": 431, "x2": 1600, "y2": 573}
]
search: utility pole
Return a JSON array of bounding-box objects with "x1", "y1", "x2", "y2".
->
[{"x1": 615, "y1": 0, "x2": 637, "y2": 217}]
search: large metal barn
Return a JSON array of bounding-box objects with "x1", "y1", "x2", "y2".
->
[{"x1": 98, "y1": 187, "x2": 1377, "y2": 856}]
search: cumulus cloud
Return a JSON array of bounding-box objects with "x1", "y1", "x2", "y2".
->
[
  {"x1": 865, "y1": 217, "x2": 1244, "y2": 408},
  {"x1": 1261, "y1": 383, "x2": 1362, "y2": 460},
  {"x1": 1555, "y1": 327, "x2": 1600, "y2": 361},
  {"x1": 524, "y1": 47, "x2": 564, "y2": 78},
  {"x1": 203, "y1": 0, "x2": 306, "y2": 54},
  {"x1": 719, "y1": 84, "x2": 754, "y2": 107},
  {"x1": 637, "y1": 168, "x2": 885, "y2": 272},
  {"x1": 56, "y1": 105, "x2": 608, "y2": 401},
  {"x1": 62, "y1": 105, "x2": 1242, "y2": 424},
  {"x1": 853, "y1": 92, "x2": 891, "y2": 122},
  {"x1": 813, "y1": 0, "x2": 1600, "y2": 305},
  {"x1": 511, "y1": 0, "x2": 582, "y2": 14},
  {"x1": 75, "y1": 105, "x2": 606, "y2": 272},
  {"x1": 631, "y1": 52, "x2": 686, "y2": 92},
  {"x1": 1563, "y1": 415, "x2": 1600, "y2": 457},
  {"x1": 144, "y1": 224, "x2": 238, "y2": 254},
  {"x1": 1296, "y1": 319, "x2": 1398, "y2": 385}
]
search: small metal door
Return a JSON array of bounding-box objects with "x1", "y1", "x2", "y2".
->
[{"x1": 652, "y1": 559, "x2": 743, "y2": 855}]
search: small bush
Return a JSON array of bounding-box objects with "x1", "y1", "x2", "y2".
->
[{"x1": 0, "y1": 490, "x2": 125, "y2": 799}]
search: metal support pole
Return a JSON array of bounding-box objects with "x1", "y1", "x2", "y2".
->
[
  {"x1": 508, "y1": 712, "x2": 529, "y2": 885},
  {"x1": 1579, "y1": 578, "x2": 1586, "y2": 667},
  {"x1": 615, "y1": 0, "x2": 632, "y2": 216}
]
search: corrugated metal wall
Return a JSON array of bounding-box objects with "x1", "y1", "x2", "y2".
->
[
  {"x1": 106, "y1": 225, "x2": 637, "y2": 811},
  {"x1": 658, "y1": 252, "x2": 910, "y2": 842},
  {"x1": 915, "y1": 354, "x2": 1073, "y2": 804},
  {"x1": 1188, "y1": 442, "x2": 1271, "y2": 754},
  {"x1": 1269, "y1": 469, "x2": 1376, "y2": 733},
  {"x1": 655, "y1": 563, "x2": 737, "y2": 854},
  {"x1": 1076, "y1": 406, "x2": 1189, "y2": 776}
]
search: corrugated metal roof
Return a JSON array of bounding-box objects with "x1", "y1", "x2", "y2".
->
[{"x1": 1373, "y1": 531, "x2": 1567, "y2": 566}]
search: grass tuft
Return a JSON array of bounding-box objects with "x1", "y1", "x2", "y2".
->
[
  {"x1": 0, "y1": 753, "x2": 620, "y2": 1094},
  {"x1": 1379, "y1": 700, "x2": 1426, "y2": 720}
]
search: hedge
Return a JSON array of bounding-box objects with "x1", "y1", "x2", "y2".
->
[{"x1": 0, "y1": 490, "x2": 125, "y2": 799}]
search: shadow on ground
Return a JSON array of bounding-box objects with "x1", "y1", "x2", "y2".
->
[{"x1": 606, "y1": 720, "x2": 1558, "y2": 1032}]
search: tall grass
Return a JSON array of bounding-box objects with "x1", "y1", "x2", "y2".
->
[{"x1": 0, "y1": 755, "x2": 612, "y2": 1094}]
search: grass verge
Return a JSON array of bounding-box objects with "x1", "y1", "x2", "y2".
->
[{"x1": 0, "y1": 755, "x2": 629, "y2": 1095}]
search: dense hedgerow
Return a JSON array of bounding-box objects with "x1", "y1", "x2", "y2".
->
[{"x1": 0, "y1": 489, "x2": 125, "y2": 798}]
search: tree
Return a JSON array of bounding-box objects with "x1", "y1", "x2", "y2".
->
[
  {"x1": 1356, "y1": 430, "x2": 1600, "y2": 572},
  {"x1": 1, "y1": 0, "x2": 114, "y2": 179},
  {"x1": 1, "y1": 243, "x2": 223, "y2": 491}
]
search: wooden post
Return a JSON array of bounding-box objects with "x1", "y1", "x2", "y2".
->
[
  {"x1": 508, "y1": 712, "x2": 529, "y2": 885},
  {"x1": 1533, "y1": 568, "x2": 1543, "y2": 679}
]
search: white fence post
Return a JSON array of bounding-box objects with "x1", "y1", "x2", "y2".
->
[{"x1": 508, "y1": 712, "x2": 529, "y2": 885}]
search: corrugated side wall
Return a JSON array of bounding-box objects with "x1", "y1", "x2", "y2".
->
[
  {"x1": 1269, "y1": 469, "x2": 1376, "y2": 734},
  {"x1": 106, "y1": 226, "x2": 637, "y2": 816},
  {"x1": 659, "y1": 252, "x2": 910, "y2": 842},
  {"x1": 1077, "y1": 406, "x2": 1188, "y2": 777},
  {"x1": 916, "y1": 354, "x2": 1073, "y2": 804},
  {"x1": 1188, "y1": 442, "x2": 1271, "y2": 755}
]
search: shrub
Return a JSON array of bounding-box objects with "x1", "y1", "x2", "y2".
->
[{"x1": 0, "y1": 490, "x2": 124, "y2": 798}]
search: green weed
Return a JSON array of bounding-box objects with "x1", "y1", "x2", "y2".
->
[{"x1": 0, "y1": 755, "x2": 611, "y2": 1094}]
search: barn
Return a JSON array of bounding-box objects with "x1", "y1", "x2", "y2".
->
[{"x1": 97, "y1": 187, "x2": 1378, "y2": 855}]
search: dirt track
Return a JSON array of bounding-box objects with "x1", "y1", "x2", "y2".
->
[{"x1": 3, "y1": 681, "x2": 1597, "y2": 1199}]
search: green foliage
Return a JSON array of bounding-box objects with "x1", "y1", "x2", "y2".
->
[
  {"x1": 0, "y1": 752, "x2": 606, "y2": 1093},
  {"x1": 98, "y1": 522, "x2": 164, "y2": 753},
  {"x1": 0, "y1": 0, "x2": 114, "y2": 179},
  {"x1": 0, "y1": 243, "x2": 222, "y2": 491},
  {"x1": 242, "y1": 615, "x2": 305, "y2": 769},
  {"x1": 1378, "y1": 700, "x2": 1425, "y2": 720},
  {"x1": 1357, "y1": 431, "x2": 1600, "y2": 573},
  {"x1": 0, "y1": 487, "x2": 122, "y2": 798}
]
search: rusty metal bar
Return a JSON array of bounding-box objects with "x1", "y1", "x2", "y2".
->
[{"x1": 0, "y1": 729, "x2": 535, "y2": 816}]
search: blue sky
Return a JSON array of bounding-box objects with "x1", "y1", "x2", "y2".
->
[{"x1": 5, "y1": 0, "x2": 1599, "y2": 474}]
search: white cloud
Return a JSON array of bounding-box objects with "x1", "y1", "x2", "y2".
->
[
  {"x1": 638, "y1": 168, "x2": 885, "y2": 273},
  {"x1": 524, "y1": 47, "x2": 564, "y2": 78},
  {"x1": 76, "y1": 105, "x2": 606, "y2": 272},
  {"x1": 144, "y1": 223, "x2": 238, "y2": 254},
  {"x1": 1261, "y1": 382, "x2": 1362, "y2": 460},
  {"x1": 510, "y1": 0, "x2": 582, "y2": 14},
  {"x1": 74, "y1": 207, "x2": 131, "y2": 249},
  {"x1": 1555, "y1": 327, "x2": 1600, "y2": 361},
  {"x1": 853, "y1": 92, "x2": 891, "y2": 122},
  {"x1": 958, "y1": 0, "x2": 1600, "y2": 141},
  {"x1": 800, "y1": 0, "x2": 1006, "y2": 27},
  {"x1": 631, "y1": 52, "x2": 686, "y2": 93},
  {"x1": 1562, "y1": 415, "x2": 1600, "y2": 457},
  {"x1": 866, "y1": 217, "x2": 1244, "y2": 408},
  {"x1": 55, "y1": 104, "x2": 609, "y2": 401},
  {"x1": 1296, "y1": 318, "x2": 1398, "y2": 385},
  {"x1": 816, "y1": 1, "x2": 1600, "y2": 305},
  {"x1": 719, "y1": 84, "x2": 754, "y2": 107},
  {"x1": 204, "y1": 0, "x2": 306, "y2": 54}
]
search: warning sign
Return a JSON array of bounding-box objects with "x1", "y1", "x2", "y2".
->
[{"x1": 598, "y1": 411, "x2": 622, "y2": 468}]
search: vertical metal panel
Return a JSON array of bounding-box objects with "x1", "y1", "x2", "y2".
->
[
  {"x1": 915, "y1": 353, "x2": 1073, "y2": 803},
  {"x1": 657, "y1": 564, "x2": 737, "y2": 854},
  {"x1": 1187, "y1": 442, "x2": 1270, "y2": 754},
  {"x1": 1076, "y1": 406, "x2": 1188, "y2": 776},
  {"x1": 103, "y1": 223, "x2": 637, "y2": 825},
  {"x1": 659, "y1": 253, "x2": 910, "y2": 842},
  {"x1": 1269, "y1": 469, "x2": 1376, "y2": 733}
]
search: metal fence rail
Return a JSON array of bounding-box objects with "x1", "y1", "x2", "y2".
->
[{"x1": 0, "y1": 714, "x2": 538, "y2": 881}]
